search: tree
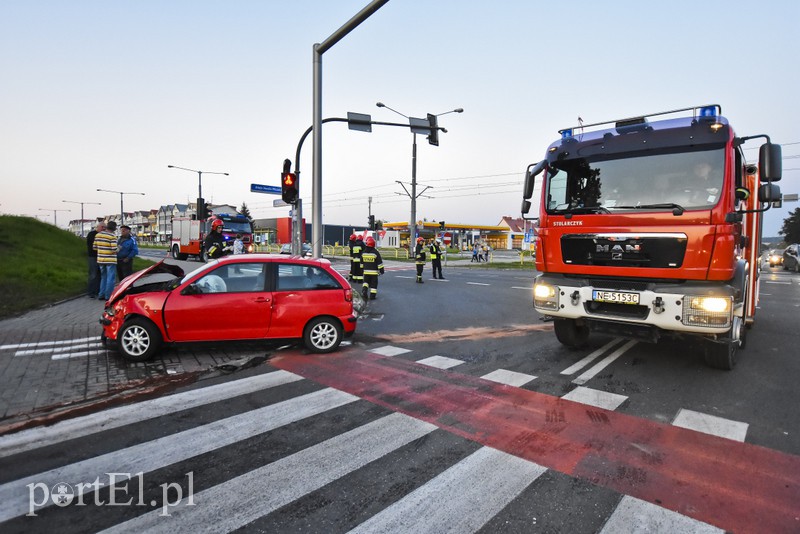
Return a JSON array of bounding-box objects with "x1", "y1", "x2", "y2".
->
[
  {"x1": 239, "y1": 202, "x2": 253, "y2": 221},
  {"x1": 779, "y1": 207, "x2": 800, "y2": 244}
]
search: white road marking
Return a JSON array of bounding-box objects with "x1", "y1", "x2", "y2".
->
[
  {"x1": 348, "y1": 447, "x2": 547, "y2": 534},
  {"x1": 672, "y1": 409, "x2": 748, "y2": 442},
  {"x1": 601, "y1": 496, "x2": 723, "y2": 534},
  {"x1": 560, "y1": 338, "x2": 627, "y2": 376},
  {"x1": 481, "y1": 369, "x2": 536, "y2": 387},
  {"x1": 369, "y1": 345, "x2": 412, "y2": 357},
  {"x1": 511, "y1": 286, "x2": 532, "y2": 290},
  {"x1": 562, "y1": 386, "x2": 627, "y2": 411},
  {"x1": 0, "y1": 370, "x2": 304, "y2": 458},
  {"x1": 0, "y1": 387, "x2": 357, "y2": 521},
  {"x1": 572, "y1": 340, "x2": 638, "y2": 385},
  {"x1": 466, "y1": 282, "x2": 490, "y2": 286},
  {"x1": 1, "y1": 336, "x2": 98, "y2": 352},
  {"x1": 101, "y1": 413, "x2": 437, "y2": 533},
  {"x1": 416, "y1": 355, "x2": 464, "y2": 369}
]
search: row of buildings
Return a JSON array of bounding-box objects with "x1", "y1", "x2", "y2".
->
[{"x1": 67, "y1": 204, "x2": 535, "y2": 251}]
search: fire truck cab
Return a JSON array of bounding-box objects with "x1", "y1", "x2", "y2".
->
[
  {"x1": 522, "y1": 105, "x2": 782, "y2": 369},
  {"x1": 171, "y1": 212, "x2": 254, "y2": 262}
]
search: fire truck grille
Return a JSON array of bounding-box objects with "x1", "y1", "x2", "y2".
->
[{"x1": 561, "y1": 233, "x2": 687, "y2": 268}]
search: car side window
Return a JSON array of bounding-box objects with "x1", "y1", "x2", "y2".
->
[
  {"x1": 275, "y1": 264, "x2": 340, "y2": 291},
  {"x1": 195, "y1": 263, "x2": 266, "y2": 293}
]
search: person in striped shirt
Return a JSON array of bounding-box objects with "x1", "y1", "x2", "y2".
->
[{"x1": 93, "y1": 220, "x2": 118, "y2": 300}]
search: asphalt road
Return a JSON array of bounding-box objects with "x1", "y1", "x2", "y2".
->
[{"x1": 0, "y1": 259, "x2": 797, "y2": 533}]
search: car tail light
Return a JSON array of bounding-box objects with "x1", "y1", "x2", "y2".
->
[{"x1": 344, "y1": 288, "x2": 353, "y2": 302}]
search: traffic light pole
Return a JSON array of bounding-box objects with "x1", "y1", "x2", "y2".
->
[{"x1": 291, "y1": 116, "x2": 444, "y2": 254}]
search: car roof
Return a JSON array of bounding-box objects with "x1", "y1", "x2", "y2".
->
[{"x1": 218, "y1": 253, "x2": 331, "y2": 266}]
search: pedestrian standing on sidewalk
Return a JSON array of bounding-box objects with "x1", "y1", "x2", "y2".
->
[
  {"x1": 94, "y1": 220, "x2": 118, "y2": 300},
  {"x1": 116, "y1": 225, "x2": 139, "y2": 281},
  {"x1": 472, "y1": 243, "x2": 480, "y2": 263},
  {"x1": 430, "y1": 238, "x2": 445, "y2": 279},
  {"x1": 414, "y1": 237, "x2": 426, "y2": 283},
  {"x1": 86, "y1": 222, "x2": 105, "y2": 298}
]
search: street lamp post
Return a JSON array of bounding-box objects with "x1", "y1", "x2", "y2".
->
[
  {"x1": 96, "y1": 189, "x2": 145, "y2": 226},
  {"x1": 62, "y1": 200, "x2": 102, "y2": 237},
  {"x1": 167, "y1": 165, "x2": 229, "y2": 219},
  {"x1": 376, "y1": 102, "x2": 463, "y2": 242},
  {"x1": 167, "y1": 165, "x2": 229, "y2": 200},
  {"x1": 38, "y1": 208, "x2": 71, "y2": 228}
]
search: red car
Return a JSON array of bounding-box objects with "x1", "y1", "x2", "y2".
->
[{"x1": 100, "y1": 254, "x2": 357, "y2": 362}]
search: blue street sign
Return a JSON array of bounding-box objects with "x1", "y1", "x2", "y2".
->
[{"x1": 250, "y1": 183, "x2": 281, "y2": 195}]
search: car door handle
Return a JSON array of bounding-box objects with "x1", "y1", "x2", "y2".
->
[{"x1": 254, "y1": 297, "x2": 271, "y2": 303}]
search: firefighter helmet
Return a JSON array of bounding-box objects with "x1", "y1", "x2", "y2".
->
[
  {"x1": 211, "y1": 219, "x2": 224, "y2": 230},
  {"x1": 365, "y1": 236, "x2": 376, "y2": 247},
  {"x1": 349, "y1": 233, "x2": 357, "y2": 241}
]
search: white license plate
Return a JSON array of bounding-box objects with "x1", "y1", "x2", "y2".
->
[{"x1": 592, "y1": 290, "x2": 640, "y2": 305}]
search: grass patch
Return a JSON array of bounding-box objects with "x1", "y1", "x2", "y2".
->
[{"x1": 0, "y1": 215, "x2": 152, "y2": 319}]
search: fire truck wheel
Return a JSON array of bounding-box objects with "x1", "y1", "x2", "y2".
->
[
  {"x1": 171, "y1": 245, "x2": 188, "y2": 261},
  {"x1": 703, "y1": 339, "x2": 737, "y2": 370},
  {"x1": 553, "y1": 319, "x2": 589, "y2": 349}
]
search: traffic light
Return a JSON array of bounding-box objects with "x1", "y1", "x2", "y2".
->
[
  {"x1": 439, "y1": 221, "x2": 445, "y2": 230},
  {"x1": 282, "y1": 172, "x2": 298, "y2": 204},
  {"x1": 368, "y1": 215, "x2": 376, "y2": 230},
  {"x1": 196, "y1": 197, "x2": 205, "y2": 220},
  {"x1": 427, "y1": 113, "x2": 439, "y2": 146}
]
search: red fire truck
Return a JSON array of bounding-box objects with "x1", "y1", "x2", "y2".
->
[
  {"x1": 522, "y1": 105, "x2": 782, "y2": 369},
  {"x1": 170, "y1": 212, "x2": 254, "y2": 262}
]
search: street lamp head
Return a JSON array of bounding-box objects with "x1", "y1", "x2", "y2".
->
[
  {"x1": 455, "y1": 108, "x2": 464, "y2": 113},
  {"x1": 376, "y1": 102, "x2": 385, "y2": 108},
  {"x1": 167, "y1": 165, "x2": 174, "y2": 168}
]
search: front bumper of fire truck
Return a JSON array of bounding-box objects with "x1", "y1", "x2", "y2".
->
[{"x1": 532, "y1": 273, "x2": 741, "y2": 336}]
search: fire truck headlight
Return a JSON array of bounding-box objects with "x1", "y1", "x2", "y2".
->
[
  {"x1": 533, "y1": 282, "x2": 559, "y2": 311},
  {"x1": 682, "y1": 296, "x2": 732, "y2": 327}
]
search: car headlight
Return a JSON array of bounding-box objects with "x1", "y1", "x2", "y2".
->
[
  {"x1": 682, "y1": 296, "x2": 732, "y2": 327},
  {"x1": 533, "y1": 281, "x2": 559, "y2": 311}
]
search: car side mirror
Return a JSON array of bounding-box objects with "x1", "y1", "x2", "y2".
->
[{"x1": 181, "y1": 284, "x2": 202, "y2": 295}]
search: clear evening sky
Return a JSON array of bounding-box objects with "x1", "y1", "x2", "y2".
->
[{"x1": 2, "y1": 0, "x2": 798, "y2": 237}]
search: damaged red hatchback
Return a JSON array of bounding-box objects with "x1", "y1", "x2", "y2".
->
[{"x1": 100, "y1": 254, "x2": 357, "y2": 362}]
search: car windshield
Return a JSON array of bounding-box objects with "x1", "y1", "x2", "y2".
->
[
  {"x1": 220, "y1": 220, "x2": 252, "y2": 233},
  {"x1": 545, "y1": 147, "x2": 725, "y2": 213}
]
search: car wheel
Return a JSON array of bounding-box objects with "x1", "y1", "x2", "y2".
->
[
  {"x1": 553, "y1": 318, "x2": 589, "y2": 349},
  {"x1": 303, "y1": 317, "x2": 343, "y2": 353},
  {"x1": 118, "y1": 318, "x2": 162, "y2": 362}
]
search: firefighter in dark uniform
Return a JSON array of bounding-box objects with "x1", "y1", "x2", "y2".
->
[
  {"x1": 349, "y1": 233, "x2": 364, "y2": 283},
  {"x1": 361, "y1": 236, "x2": 384, "y2": 300},
  {"x1": 204, "y1": 219, "x2": 230, "y2": 261},
  {"x1": 414, "y1": 237, "x2": 426, "y2": 283},
  {"x1": 429, "y1": 238, "x2": 445, "y2": 279}
]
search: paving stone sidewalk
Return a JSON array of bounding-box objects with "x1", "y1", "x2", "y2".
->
[{"x1": 0, "y1": 295, "x2": 262, "y2": 433}]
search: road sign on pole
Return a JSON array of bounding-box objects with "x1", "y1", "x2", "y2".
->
[
  {"x1": 273, "y1": 199, "x2": 289, "y2": 207},
  {"x1": 251, "y1": 183, "x2": 282, "y2": 195}
]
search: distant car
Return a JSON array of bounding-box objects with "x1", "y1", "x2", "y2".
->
[
  {"x1": 100, "y1": 254, "x2": 356, "y2": 361},
  {"x1": 783, "y1": 244, "x2": 800, "y2": 272},
  {"x1": 767, "y1": 249, "x2": 784, "y2": 268},
  {"x1": 280, "y1": 243, "x2": 313, "y2": 257}
]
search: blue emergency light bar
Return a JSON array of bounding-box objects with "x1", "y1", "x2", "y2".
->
[{"x1": 557, "y1": 104, "x2": 722, "y2": 138}]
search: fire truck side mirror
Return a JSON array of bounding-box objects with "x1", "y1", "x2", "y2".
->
[
  {"x1": 759, "y1": 143, "x2": 782, "y2": 182},
  {"x1": 523, "y1": 160, "x2": 546, "y2": 199},
  {"x1": 521, "y1": 199, "x2": 532, "y2": 215},
  {"x1": 758, "y1": 183, "x2": 781, "y2": 203}
]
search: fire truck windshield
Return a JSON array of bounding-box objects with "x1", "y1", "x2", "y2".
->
[
  {"x1": 545, "y1": 147, "x2": 725, "y2": 213},
  {"x1": 218, "y1": 219, "x2": 253, "y2": 233}
]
